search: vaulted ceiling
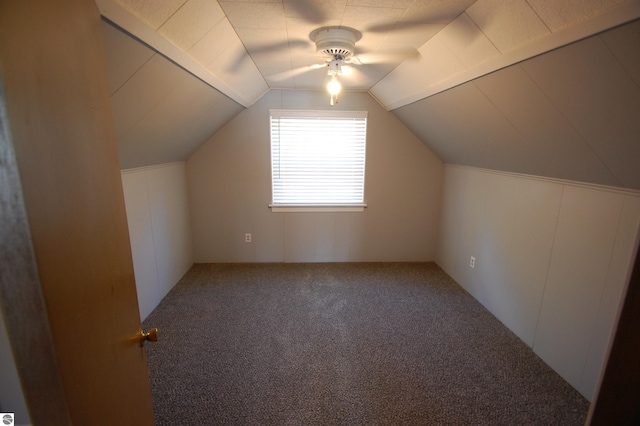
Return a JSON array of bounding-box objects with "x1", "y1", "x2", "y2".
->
[{"x1": 99, "y1": 0, "x2": 640, "y2": 189}]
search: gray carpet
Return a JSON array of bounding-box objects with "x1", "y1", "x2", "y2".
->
[{"x1": 143, "y1": 262, "x2": 589, "y2": 425}]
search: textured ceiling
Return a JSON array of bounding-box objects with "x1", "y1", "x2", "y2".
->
[
  {"x1": 97, "y1": 0, "x2": 640, "y2": 109},
  {"x1": 99, "y1": 1, "x2": 640, "y2": 190}
]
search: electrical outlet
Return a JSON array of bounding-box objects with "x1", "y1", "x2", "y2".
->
[
  {"x1": 245, "y1": 233, "x2": 252, "y2": 243},
  {"x1": 470, "y1": 256, "x2": 476, "y2": 268}
]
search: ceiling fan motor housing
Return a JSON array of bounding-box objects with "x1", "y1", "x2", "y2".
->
[{"x1": 310, "y1": 26, "x2": 362, "y2": 59}]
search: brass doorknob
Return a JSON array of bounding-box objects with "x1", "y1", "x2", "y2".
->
[{"x1": 139, "y1": 328, "x2": 158, "y2": 347}]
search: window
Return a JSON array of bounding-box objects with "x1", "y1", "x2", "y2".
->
[{"x1": 270, "y1": 109, "x2": 367, "y2": 212}]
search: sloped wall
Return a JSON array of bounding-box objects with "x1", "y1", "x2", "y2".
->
[
  {"x1": 436, "y1": 164, "x2": 640, "y2": 400},
  {"x1": 393, "y1": 19, "x2": 640, "y2": 191},
  {"x1": 187, "y1": 90, "x2": 443, "y2": 262},
  {"x1": 121, "y1": 162, "x2": 193, "y2": 320}
]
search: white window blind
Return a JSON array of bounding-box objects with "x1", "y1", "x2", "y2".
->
[{"x1": 270, "y1": 109, "x2": 367, "y2": 209}]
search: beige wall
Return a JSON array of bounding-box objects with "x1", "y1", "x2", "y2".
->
[
  {"x1": 187, "y1": 90, "x2": 443, "y2": 262},
  {"x1": 121, "y1": 162, "x2": 194, "y2": 320},
  {"x1": 436, "y1": 164, "x2": 640, "y2": 400},
  {"x1": 116, "y1": 86, "x2": 640, "y2": 405}
]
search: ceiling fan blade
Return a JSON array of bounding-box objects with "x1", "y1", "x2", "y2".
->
[
  {"x1": 245, "y1": 39, "x2": 311, "y2": 57},
  {"x1": 283, "y1": 0, "x2": 329, "y2": 25},
  {"x1": 267, "y1": 63, "x2": 326, "y2": 81},
  {"x1": 227, "y1": 37, "x2": 314, "y2": 73},
  {"x1": 365, "y1": 8, "x2": 471, "y2": 34},
  {"x1": 343, "y1": 57, "x2": 361, "y2": 66},
  {"x1": 353, "y1": 47, "x2": 420, "y2": 64}
]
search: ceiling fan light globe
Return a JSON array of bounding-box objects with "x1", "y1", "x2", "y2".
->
[{"x1": 327, "y1": 78, "x2": 341, "y2": 95}]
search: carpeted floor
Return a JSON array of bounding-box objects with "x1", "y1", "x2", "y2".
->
[{"x1": 143, "y1": 262, "x2": 589, "y2": 425}]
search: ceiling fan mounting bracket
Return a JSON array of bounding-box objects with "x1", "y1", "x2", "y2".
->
[{"x1": 310, "y1": 26, "x2": 362, "y2": 59}]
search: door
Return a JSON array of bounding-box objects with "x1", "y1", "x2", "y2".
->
[{"x1": 0, "y1": 1, "x2": 155, "y2": 424}]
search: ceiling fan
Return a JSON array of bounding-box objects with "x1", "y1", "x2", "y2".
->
[
  {"x1": 308, "y1": 26, "x2": 362, "y2": 106},
  {"x1": 269, "y1": 26, "x2": 418, "y2": 106}
]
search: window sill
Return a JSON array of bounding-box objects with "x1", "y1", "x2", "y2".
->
[{"x1": 269, "y1": 204, "x2": 367, "y2": 213}]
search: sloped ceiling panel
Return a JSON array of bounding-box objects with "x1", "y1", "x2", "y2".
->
[
  {"x1": 392, "y1": 19, "x2": 640, "y2": 190},
  {"x1": 102, "y1": 20, "x2": 245, "y2": 169},
  {"x1": 372, "y1": 0, "x2": 640, "y2": 110},
  {"x1": 97, "y1": 0, "x2": 268, "y2": 107}
]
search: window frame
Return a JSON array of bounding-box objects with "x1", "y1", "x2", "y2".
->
[{"x1": 269, "y1": 109, "x2": 368, "y2": 212}]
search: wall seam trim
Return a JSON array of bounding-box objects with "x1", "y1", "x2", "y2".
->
[
  {"x1": 143, "y1": 171, "x2": 162, "y2": 306},
  {"x1": 446, "y1": 164, "x2": 640, "y2": 196},
  {"x1": 577, "y1": 196, "x2": 626, "y2": 394},
  {"x1": 531, "y1": 183, "x2": 565, "y2": 351}
]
